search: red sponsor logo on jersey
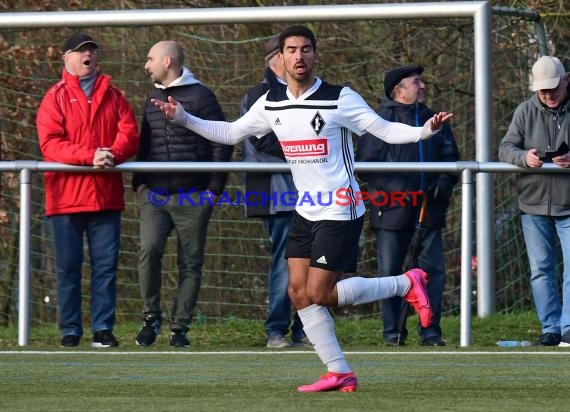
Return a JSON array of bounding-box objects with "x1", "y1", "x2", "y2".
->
[{"x1": 280, "y1": 139, "x2": 328, "y2": 157}]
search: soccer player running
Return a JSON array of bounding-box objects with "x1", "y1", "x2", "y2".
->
[{"x1": 152, "y1": 25, "x2": 452, "y2": 393}]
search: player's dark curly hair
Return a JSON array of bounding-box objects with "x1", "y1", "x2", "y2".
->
[{"x1": 278, "y1": 25, "x2": 317, "y2": 52}]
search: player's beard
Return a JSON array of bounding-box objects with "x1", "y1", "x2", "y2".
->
[{"x1": 286, "y1": 65, "x2": 313, "y2": 84}]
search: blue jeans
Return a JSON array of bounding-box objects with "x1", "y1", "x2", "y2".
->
[
  {"x1": 521, "y1": 213, "x2": 570, "y2": 335},
  {"x1": 51, "y1": 211, "x2": 120, "y2": 337},
  {"x1": 375, "y1": 228, "x2": 445, "y2": 341},
  {"x1": 264, "y1": 212, "x2": 304, "y2": 341}
]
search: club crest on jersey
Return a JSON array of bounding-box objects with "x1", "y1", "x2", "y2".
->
[
  {"x1": 280, "y1": 139, "x2": 328, "y2": 157},
  {"x1": 311, "y1": 111, "x2": 325, "y2": 135}
]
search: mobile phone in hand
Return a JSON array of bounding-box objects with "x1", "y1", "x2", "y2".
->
[{"x1": 541, "y1": 142, "x2": 569, "y2": 162}]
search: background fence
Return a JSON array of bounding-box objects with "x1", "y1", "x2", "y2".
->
[{"x1": 0, "y1": 0, "x2": 568, "y2": 328}]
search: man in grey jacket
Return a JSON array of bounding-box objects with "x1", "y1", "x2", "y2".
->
[{"x1": 499, "y1": 55, "x2": 570, "y2": 347}]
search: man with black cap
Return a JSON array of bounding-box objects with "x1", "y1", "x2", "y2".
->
[
  {"x1": 357, "y1": 65, "x2": 459, "y2": 347},
  {"x1": 240, "y1": 35, "x2": 308, "y2": 348},
  {"x1": 499, "y1": 55, "x2": 570, "y2": 347},
  {"x1": 36, "y1": 33, "x2": 139, "y2": 348}
]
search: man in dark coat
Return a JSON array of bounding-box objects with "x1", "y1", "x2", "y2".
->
[
  {"x1": 133, "y1": 40, "x2": 233, "y2": 348},
  {"x1": 357, "y1": 66, "x2": 459, "y2": 346}
]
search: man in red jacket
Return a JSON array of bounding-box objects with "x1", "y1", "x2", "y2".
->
[{"x1": 36, "y1": 33, "x2": 139, "y2": 348}]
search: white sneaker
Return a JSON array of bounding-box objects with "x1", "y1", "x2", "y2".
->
[{"x1": 266, "y1": 335, "x2": 291, "y2": 348}]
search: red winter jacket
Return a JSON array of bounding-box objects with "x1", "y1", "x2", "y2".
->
[{"x1": 36, "y1": 69, "x2": 139, "y2": 216}]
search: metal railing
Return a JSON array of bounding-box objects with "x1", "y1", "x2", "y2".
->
[
  {"x1": 3, "y1": 160, "x2": 569, "y2": 346},
  {"x1": 0, "y1": 1, "x2": 555, "y2": 347}
]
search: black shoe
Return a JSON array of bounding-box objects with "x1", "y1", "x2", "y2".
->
[
  {"x1": 92, "y1": 330, "x2": 119, "y2": 348},
  {"x1": 537, "y1": 332, "x2": 561, "y2": 346},
  {"x1": 559, "y1": 331, "x2": 570, "y2": 347},
  {"x1": 421, "y1": 336, "x2": 447, "y2": 346},
  {"x1": 60, "y1": 335, "x2": 80, "y2": 347},
  {"x1": 170, "y1": 328, "x2": 190, "y2": 348},
  {"x1": 385, "y1": 337, "x2": 406, "y2": 347},
  {"x1": 292, "y1": 336, "x2": 313, "y2": 347},
  {"x1": 135, "y1": 315, "x2": 162, "y2": 346}
]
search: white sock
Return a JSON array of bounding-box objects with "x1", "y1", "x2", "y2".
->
[
  {"x1": 297, "y1": 304, "x2": 351, "y2": 374},
  {"x1": 337, "y1": 274, "x2": 411, "y2": 306}
]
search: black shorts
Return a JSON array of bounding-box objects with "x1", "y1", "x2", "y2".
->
[{"x1": 285, "y1": 212, "x2": 364, "y2": 273}]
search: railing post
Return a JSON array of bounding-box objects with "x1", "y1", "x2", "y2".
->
[
  {"x1": 460, "y1": 168, "x2": 474, "y2": 347},
  {"x1": 18, "y1": 168, "x2": 32, "y2": 346}
]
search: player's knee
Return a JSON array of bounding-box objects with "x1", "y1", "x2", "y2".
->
[
  {"x1": 288, "y1": 285, "x2": 304, "y2": 306},
  {"x1": 306, "y1": 288, "x2": 335, "y2": 307}
]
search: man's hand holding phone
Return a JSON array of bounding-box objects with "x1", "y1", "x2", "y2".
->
[{"x1": 540, "y1": 142, "x2": 569, "y2": 162}]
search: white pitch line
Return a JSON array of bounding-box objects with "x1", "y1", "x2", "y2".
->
[{"x1": 1, "y1": 350, "x2": 570, "y2": 355}]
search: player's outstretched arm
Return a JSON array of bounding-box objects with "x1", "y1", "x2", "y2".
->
[
  {"x1": 366, "y1": 110, "x2": 454, "y2": 144},
  {"x1": 151, "y1": 96, "x2": 253, "y2": 146}
]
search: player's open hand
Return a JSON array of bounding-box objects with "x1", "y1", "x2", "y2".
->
[
  {"x1": 429, "y1": 112, "x2": 453, "y2": 132},
  {"x1": 151, "y1": 95, "x2": 178, "y2": 120}
]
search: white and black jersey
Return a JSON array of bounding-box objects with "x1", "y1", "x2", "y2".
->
[
  {"x1": 176, "y1": 77, "x2": 429, "y2": 222},
  {"x1": 245, "y1": 78, "x2": 384, "y2": 221}
]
